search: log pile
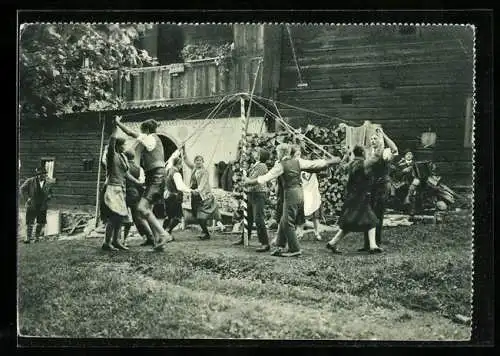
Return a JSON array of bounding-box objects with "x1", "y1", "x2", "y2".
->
[{"x1": 211, "y1": 188, "x2": 240, "y2": 215}]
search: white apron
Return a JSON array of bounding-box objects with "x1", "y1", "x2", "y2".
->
[{"x1": 301, "y1": 172, "x2": 322, "y2": 216}]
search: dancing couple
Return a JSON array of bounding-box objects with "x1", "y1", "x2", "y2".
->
[
  {"x1": 100, "y1": 116, "x2": 173, "y2": 252},
  {"x1": 326, "y1": 127, "x2": 398, "y2": 254},
  {"x1": 161, "y1": 146, "x2": 224, "y2": 241}
]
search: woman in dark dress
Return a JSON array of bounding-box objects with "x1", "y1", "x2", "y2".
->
[
  {"x1": 325, "y1": 145, "x2": 381, "y2": 254},
  {"x1": 359, "y1": 127, "x2": 399, "y2": 251}
]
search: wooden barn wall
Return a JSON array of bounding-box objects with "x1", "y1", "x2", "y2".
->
[
  {"x1": 181, "y1": 24, "x2": 234, "y2": 46},
  {"x1": 19, "y1": 113, "x2": 105, "y2": 207},
  {"x1": 277, "y1": 25, "x2": 474, "y2": 185}
]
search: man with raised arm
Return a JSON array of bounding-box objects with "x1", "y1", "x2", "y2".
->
[{"x1": 115, "y1": 116, "x2": 172, "y2": 251}]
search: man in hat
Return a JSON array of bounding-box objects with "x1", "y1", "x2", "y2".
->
[{"x1": 20, "y1": 166, "x2": 53, "y2": 243}]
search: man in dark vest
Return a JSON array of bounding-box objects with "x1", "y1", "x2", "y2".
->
[
  {"x1": 123, "y1": 150, "x2": 155, "y2": 246},
  {"x1": 163, "y1": 149, "x2": 192, "y2": 236},
  {"x1": 20, "y1": 166, "x2": 53, "y2": 243},
  {"x1": 244, "y1": 143, "x2": 341, "y2": 257},
  {"x1": 115, "y1": 116, "x2": 173, "y2": 251}
]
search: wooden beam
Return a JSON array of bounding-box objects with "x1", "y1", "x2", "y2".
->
[{"x1": 94, "y1": 114, "x2": 105, "y2": 228}]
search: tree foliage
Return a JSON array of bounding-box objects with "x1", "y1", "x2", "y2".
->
[{"x1": 19, "y1": 24, "x2": 159, "y2": 119}]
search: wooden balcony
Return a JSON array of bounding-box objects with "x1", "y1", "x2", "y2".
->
[{"x1": 111, "y1": 57, "x2": 264, "y2": 109}]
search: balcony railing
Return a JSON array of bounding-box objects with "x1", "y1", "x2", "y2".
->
[
  {"x1": 111, "y1": 57, "x2": 239, "y2": 107},
  {"x1": 111, "y1": 56, "x2": 265, "y2": 108}
]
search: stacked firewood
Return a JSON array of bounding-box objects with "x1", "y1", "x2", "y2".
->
[
  {"x1": 211, "y1": 188, "x2": 240, "y2": 214},
  {"x1": 231, "y1": 124, "x2": 349, "y2": 222}
]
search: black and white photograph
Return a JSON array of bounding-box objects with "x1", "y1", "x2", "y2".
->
[{"x1": 17, "y1": 21, "x2": 476, "y2": 341}]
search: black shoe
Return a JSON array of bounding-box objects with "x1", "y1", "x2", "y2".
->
[
  {"x1": 369, "y1": 247, "x2": 384, "y2": 254},
  {"x1": 112, "y1": 241, "x2": 129, "y2": 251},
  {"x1": 357, "y1": 247, "x2": 369, "y2": 252},
  {"x1": 23, "y1": 240, "x2": 31, "y2": 244},
  {"x1": 326, "y1": 243, "x2": 342, "y2": 254},
  {"x1": 256, "y1": 245, "x2": 270, "y2": 252},
  {"x1": 153, "y1": 245, "x2": 165, "y2": 252},
  {"x1": 102, "y1": 243, "x2": 118, "y2": 251},
  {"x1": 140, "y1": 240, "x2": 154, "y2": 246},
  {"x1": 282, "y1": 250, "x2": 302, "y2": 257},
  {"x1": 199, "y1": 234, "x2": 211, "y2": 240},
  {"x1": 270, "y1": 247, "x2": 283, "y2": 257}
]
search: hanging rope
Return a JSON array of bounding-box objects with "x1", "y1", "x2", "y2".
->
[
  {"x1": 271, "y1": 101, "x2": 337, "y2": 158},
  {"x1": 242, "y1": 96, "x2": 317, "y2": 154},
  {"x1": 181, "y1": 93, "x2": 241, "y2": 146},
  {"x1": 207, "y1": 101, "x2": 237, "y2": 165},
  {"x1": 244, "y1": 95, "x2": 337, "y2": 159},
  {"x1": 249, "y1": 94, "x2": 354, "y2": 126},
  {"x1": 183, "y1": 96, "x2": 240, "y2": 151},
  {"x1": 285, "y1": 25, "x2": 307, "y2": 87}
]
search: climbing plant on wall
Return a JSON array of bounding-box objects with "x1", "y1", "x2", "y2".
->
[{"x1": 19, "y1": 23, "x2": 158, "y2": 120}]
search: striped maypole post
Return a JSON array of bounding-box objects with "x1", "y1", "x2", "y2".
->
[{"x1": 240, "y1": 96, "x2": 249, "y2": 247}]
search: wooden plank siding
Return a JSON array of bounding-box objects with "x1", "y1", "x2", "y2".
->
[
  {"x1": 111, "y1": 59, "x2": 238, "y2": 106},
  {"x1": 277, "y1": 25, "x2": 474, "y2": 186},
  {"x1": 19, "y1": 114, "x2": 107, "y2": 207}
]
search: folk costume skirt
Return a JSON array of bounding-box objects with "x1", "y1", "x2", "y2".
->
[
  {"x1": 191, "y1": 193, "x2": 221, "y2": 221},
  {"x1": 337, "y1": 192, "x2": 378, "y2": 233},
  {"x1": 100, "y1": 183, "x2": 129, "y2": 223}
]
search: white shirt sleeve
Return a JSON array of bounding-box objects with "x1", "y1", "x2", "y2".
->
[
  {"x1": 256, "y1": 163, "x2": 284, "y2": 185},
  {"x1": 173, "y1": 172, "x2": 191, "y2": 193},
  {"x1": 298, "y1": 158, "x2": 329, "y2": 171},
  {"x1": 137, "y1": 134, "x2": 157, "y2": 152},
  {"x1": 382, "y1": 148, "x2": 394, "y2": 161}
]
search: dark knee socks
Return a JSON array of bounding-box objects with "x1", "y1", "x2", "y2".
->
[
  {"x1": 105, "y1": 223, "x2": 114, "y2": 244},
  {"x1": 167, "y1": 218, "x2": 180, "y2": 234},
  {"x1": 199, "y1": 219, "x2": 210, "y2": 237},
  {"x1": 162, "y1": 217, "x2": 170, "y2": 230},
  {"x1": 26, "y1": 224, "x2": 34, "y2": 241},
  {"x1": 35, "y1": 224, "x2": 44, "y2": 238}
]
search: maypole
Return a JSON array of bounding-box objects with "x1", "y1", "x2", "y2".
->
[
  {"x1": 240, "y1": 58, "x2": 263, "y2": 247},
  {"x1": 240, "y1": 96, "x2": 250, "y2": 247}
]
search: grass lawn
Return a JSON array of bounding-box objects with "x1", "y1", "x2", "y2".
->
[{"x1": 18, "y1": 214, "x2": 472, "y2": 340}]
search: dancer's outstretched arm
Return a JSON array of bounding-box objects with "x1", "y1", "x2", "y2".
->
[{"x1": 115, "y1": 116, "x2": 139, "y2": 138}]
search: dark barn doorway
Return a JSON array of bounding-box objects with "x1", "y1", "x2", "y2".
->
[
  {"x1": 158, "y1": 134, "x2": 178, "y2": 162},
  {"x1": 134, "y1": 134, "x2": 178, "y2": 169}
]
